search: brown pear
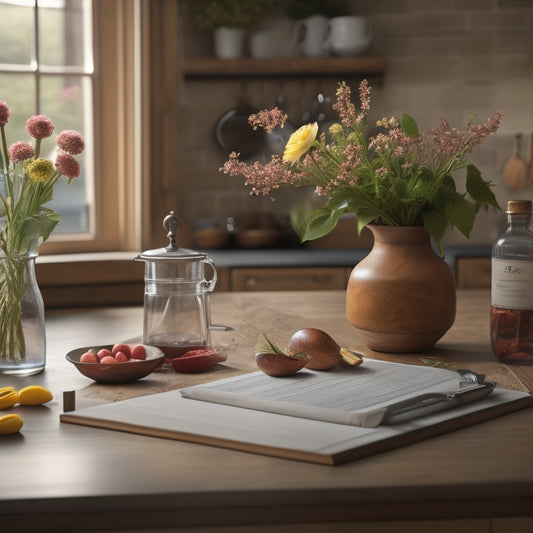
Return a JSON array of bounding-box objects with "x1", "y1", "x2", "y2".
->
[{"x1": 288, "y1": 328, "x2": 363, "y2": 370}]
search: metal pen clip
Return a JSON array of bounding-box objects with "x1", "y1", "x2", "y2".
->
[{"x1": 381, "y1": 370, "x2": 496, "y2": 425}]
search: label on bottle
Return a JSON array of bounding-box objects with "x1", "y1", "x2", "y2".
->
[{"x1": 491, "y1": 258, "x2": 533, "y2": 309}]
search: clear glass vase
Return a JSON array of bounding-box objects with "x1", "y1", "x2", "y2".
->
[{"x1": 0, "y1": 253, "x2": 46, "y2": 375}]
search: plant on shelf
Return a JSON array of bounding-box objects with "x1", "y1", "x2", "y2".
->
[{"x1": 189, "y1": 0, "x2": 275, "y2": 31}]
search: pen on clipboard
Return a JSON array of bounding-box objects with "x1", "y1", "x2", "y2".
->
[{"x1": 379, "y1": 369, "x2": 496, "y2": 425}]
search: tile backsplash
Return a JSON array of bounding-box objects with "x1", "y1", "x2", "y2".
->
[{"x1": 178, "y1": 0, "x2": 533, "y2": 248}]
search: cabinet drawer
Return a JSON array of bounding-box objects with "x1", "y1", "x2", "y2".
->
[
  {"x1": 455, "y1": 257, "x2": 491, "y2": 289},
  {"x1": 230, "y1": 267, "x2": 349, "y2": 292}
]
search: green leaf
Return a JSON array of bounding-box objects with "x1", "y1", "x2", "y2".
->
[
  {"x1": 445, "y1": 193, "x2": 476, "y2": 238},
  {"x1": 355, "y1": 207, "x2": 385, "y2": 233},
  {"x1": 465, "y1": 164, "x2": 501, "y2": 210},
  {"x1": 255, "y1": 332, "x2": 282, "y2": 354},
  {"x1": 422, "y1": 210, "x2": 447, "y2": 254},
  {"x1": 401, "y1": 113, "x2": 419, "y2": 137},
  {"x1": 301, "y1": 204, "x2": 346, "y2": 242},
  {"x1": 19, "y1": 208, "x2": 61, "y2": 251}
]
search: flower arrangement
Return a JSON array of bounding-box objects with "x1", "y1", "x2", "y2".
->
[
  {"x1": 0, "y1": 100, "x2": 85, "y2": 363},
  {"x1": 221, "y1": 80, "x2": 502, "y2": 253}
]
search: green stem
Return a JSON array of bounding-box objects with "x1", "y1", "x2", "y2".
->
[{"x1": 0, "y1": 125, "x2": 9, "y2": 172}]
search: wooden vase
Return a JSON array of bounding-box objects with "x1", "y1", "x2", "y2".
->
[{"x1": 346, "y1": 225, "x2": 456, "y2": 353}]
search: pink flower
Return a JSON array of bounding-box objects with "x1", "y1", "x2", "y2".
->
[
  {"x1": 55, "y1": 152, "x2": 80, "y2": 179},
  {"x1": 9, "y1": 141, "x2": 35, "y2": 163},
  {"x1": 56, "y1": 129, "x2": 85, "y2": 155},
  {"x1": 0, "y1": 101, "x2": 10, "y2": 127},
  {"x1": 249, "y1": 108, "x2": 287, "y2": 132},
  {"x1": 26, "y1": 114, "x2": 55, "y2": 139},
  {"x1": 332, "y1": 81, "x2": 358, "y2": 127}
]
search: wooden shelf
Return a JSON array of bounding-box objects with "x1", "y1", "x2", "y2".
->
[{"x1": 181, "y1": 55, "x2": 387, "y2": 79}]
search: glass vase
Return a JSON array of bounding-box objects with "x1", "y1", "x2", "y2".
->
[{"x1": 0, "y1": 253, "x2": 46, "y2": 375}]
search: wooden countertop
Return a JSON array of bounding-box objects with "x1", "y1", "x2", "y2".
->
[{"x1": 1, "y1": 290, "x2": 532, "y2": 532}]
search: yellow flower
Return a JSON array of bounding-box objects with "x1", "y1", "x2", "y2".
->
[
  {"x1": 328, "y1": 123, "x2": 343, "y2": 136},
  {"x1": 25, "y1": 158, "x2": 53, "y2": 182},
  {"x1": 283, "y1": 122, "x2": 319, "y2": 163}
]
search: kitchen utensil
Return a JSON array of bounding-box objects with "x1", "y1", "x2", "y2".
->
[
  {"x1": 66, "y1": 345, "x2": 165, "y2": 384},
  {"x1": 135, "y1": 212, "x2": 217, "y2": 359},
  {"x1": 503, "y1": 133, "x2": 527, "y2": 191},
  {"x1": 235, "y1": 228, "x2": 283, "y2": 248},
  {"x1": 215, "y1": 85, "x2": 264, "y2": 159}
]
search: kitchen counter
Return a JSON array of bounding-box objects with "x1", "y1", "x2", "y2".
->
[{"x1": 1, "y1": 289, "x2": 532, "y2": 532}]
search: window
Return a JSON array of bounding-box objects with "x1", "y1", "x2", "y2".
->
[{"x1": 0, "y1": 0, "x2": 141, "y2": 254}]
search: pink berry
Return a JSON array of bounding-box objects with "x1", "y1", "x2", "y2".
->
[
  {"x1": 112, "y1": 343, "x2": 131, "y2": 357},
  {"x1": 80, "y1": 351, "x2": 98, "y2": 363},
  {"x1": 115, "y1": 351, "x2": 129, "y2": 362},
  {"x1": 130, "y1": 344, "x2": 147, "y2": 360},
  {"x1": 100, "y1": 355, "x2": 119, "y2": 364},
  {"x1": 97, "y1": 348, "x2": 112, "y2": 361}
]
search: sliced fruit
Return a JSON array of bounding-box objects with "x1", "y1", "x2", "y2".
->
[
  {"x1": 0, "y1": 387, "x2": 18, "y2": 409},
  {"x1": 0, "y1": 414, "x2": 23, "y2": 435},
  {"x1": 255, "y1": 351, "x2": 312, "y2": 377},
  {"x1": 171, "y1": 349, "x2": 227, "y2": 373},
  {"x1": 17, "y1": 385, "x2": 53, "y2": 406}
]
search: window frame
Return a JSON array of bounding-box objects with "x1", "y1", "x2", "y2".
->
[{"x1": 38, "y1": 0, "x2": 142, "y2": 255}]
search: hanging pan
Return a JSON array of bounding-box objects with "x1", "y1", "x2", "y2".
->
[{"x1": 215, "y1": 84, "x2": 265, "y2": 160}]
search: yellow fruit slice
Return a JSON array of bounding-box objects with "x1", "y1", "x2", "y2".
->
[
  {"x1": 340, "y1": 347, "x2": 364, "y2": 366},
  {"x1": 17, "y1": 385, "x2": 53, "y2": 406},
  {"x1": 0, "y1": 387, "x2": 19, "y2": 409},
  {"x1": 0, "y1": 414, "x2": 24, "y2": 435}
]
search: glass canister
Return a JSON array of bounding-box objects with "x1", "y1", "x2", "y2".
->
[{"x1": 135, "y1": 212, "x2": 217, "y2": 359}]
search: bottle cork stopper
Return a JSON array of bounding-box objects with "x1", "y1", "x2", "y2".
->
[{"x1": 506, "y1": 200, "x2": 532, "y2": 214}]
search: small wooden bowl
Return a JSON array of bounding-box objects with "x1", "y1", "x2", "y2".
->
[{"x1": 66, "y1": 345, "x2": 165, "y2": 384}]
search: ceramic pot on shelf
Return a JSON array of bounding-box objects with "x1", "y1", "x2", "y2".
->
[
  {"x1": 213, "y1": 26, "x2": 246, "y2": 59},
  {"x1": 346, "y1": 225, "x2": 456, "y2": 353}
]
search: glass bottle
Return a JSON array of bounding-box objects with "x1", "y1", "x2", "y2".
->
[{"x1": 490, "y1": 200, "x2": 533, "y2": 364}]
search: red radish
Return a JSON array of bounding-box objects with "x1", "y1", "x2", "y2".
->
[
  {"x1": 115, "y1": 351, "x2": 129, "y2": 362},
  {"x1": 80, "y1": 351, "x2": 99, "y2": 363},
  {"x1": 100, "y1": 355, "x2": 119, "y2": 364},
  {"x1": 130, "y1": 344, "x2": 147, "y2": 360},
  {"x1": 112, "y1": 343, "x2": 131, "y2": 357},
  {"x1": 97, "y1": 348, "x2": 112, "y2": 361}
]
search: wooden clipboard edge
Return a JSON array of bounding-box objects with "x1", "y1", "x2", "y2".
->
[
  {"x1": 330, "y1": 394, "x2": 533, "y2": 465},
  {"x1": 59, "y1": 413, "x2": 336, "y2": 466},
  {"x1": 59, "y1": 394, "x2": 533, "y2": 467}
]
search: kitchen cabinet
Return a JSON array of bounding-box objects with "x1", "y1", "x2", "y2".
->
[
  {"x1": 229, "y1": 266, "x2": 350, "y2": 291},
  {"x1": 455, "y1": 257, "x2": 491, "y2": 289}
]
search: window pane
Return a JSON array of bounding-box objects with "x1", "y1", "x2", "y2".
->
[
  {"x1": 0, "y1": 73, "x2": 35, "y2": 143},
  {"x1": 38, "y1": 0, "x2": 92, "y2": 69},
  {"x1": 40, "y1": 74, "x2": 93, "y2": 234},
  {"x1": 0, "y1": 1, "x2": 35, "y2": 67}
]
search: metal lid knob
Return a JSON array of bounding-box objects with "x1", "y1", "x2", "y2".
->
[{"x1": 163, "y1": 211, "x2": 180, "y2": 251}]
